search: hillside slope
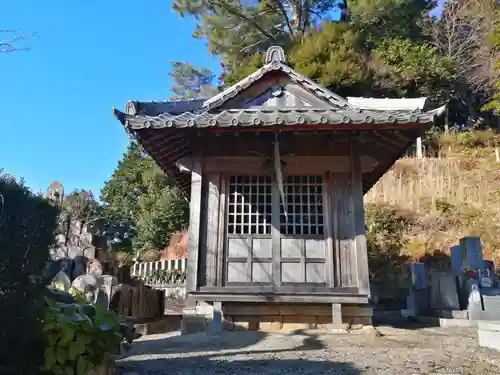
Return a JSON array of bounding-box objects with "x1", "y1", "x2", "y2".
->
[{"x1": 365, "y1": 130, "x2": 500, "y2": 282}]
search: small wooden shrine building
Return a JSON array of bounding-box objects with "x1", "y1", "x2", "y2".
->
[{"x1": 113, "y1": 46, "x2": 445, "y2": 331}]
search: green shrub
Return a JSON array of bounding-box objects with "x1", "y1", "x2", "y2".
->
[
  {"x1": 365, "y1": 204, "x2": 412, "y2": 285},
  {"x1": 0, "y1": 173, "x2": 59, "y2": 375},
  {"x1": 42, "y1": 299, "x2": 129, "y2": 375}
]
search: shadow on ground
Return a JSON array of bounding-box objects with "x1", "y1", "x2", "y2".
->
[
  {"x1": 373, "y1": 315, "x2": 442, "y2": 330},
  {"x1": 123, "y1": 329, "x2": 327, "y2": 357},
  {"x1": 118, "y1": 357, "x2": 362, "y2": 375},
  {"x1": 115, "y1": 330, "x2": 365, "y2": 374}
]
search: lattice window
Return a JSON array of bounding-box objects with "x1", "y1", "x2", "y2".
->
[
  {"x1": 228, "y1": 176, "x2": 272, "y2": 235},
  {"x1": 280, "y1": 175, "x2": 324, "y2": 236}
]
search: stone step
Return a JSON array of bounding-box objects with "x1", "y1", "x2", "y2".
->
[
  {"x1": 478, "y1": 321, "x2": 500, "y2": 351},
  {"x1": 414, "y1": 316, "x2": 473, "y2": 327}
]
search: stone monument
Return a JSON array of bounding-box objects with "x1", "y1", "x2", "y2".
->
[{"x1": 44, "y1": 181, "x2": 116, "y2": 307}]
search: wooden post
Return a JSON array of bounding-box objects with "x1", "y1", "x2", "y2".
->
[
  {"x1": 186, "y1": 159, "x2": 202, "y2": 294},
  {"x1": 323, "y1": 172, "x2": 335, "y2": 288},
  {"x1": 416, "y1": 137, "x2": 423, "y2": 159},
  {"x1": 444, "y1": 106, "x2": 449, "y2": 134},
  {"x1": 332, "y1": 303, "x2": 342, "y2": 324},
  {"x1": 349, "y1": 136, "x2": 370, "y2": 296},
  {"x1": 331, "y1": 303, "x2": 347, "y2": 332}
]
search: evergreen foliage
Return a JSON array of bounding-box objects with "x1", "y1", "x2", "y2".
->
[{"x1": 0, "y1": 172, "x2": 59, "y2": 375}]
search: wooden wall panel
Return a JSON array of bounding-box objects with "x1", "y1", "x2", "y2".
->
[
  {"x1": 281, "y1": 263, "x2": 303, "y2": 283},
  {"x1": 253, "y1": 238, "x2": 272, "y2": 258},
  {"x1": 305, "y1": 239, "x2": 325, "y2": 258},
  {"x1": 227, "y1": 262, "x2": 249, "y2": 282},
  {"x1": 252, "y1": 262, "x2": 272, "y2": 283},
  {"x1": 305, "y1": 263, "x2": 326, "y2": 283},
  {"x1": 331, "y1": 172, "x2": 357, "y2": 288},
  {"x1": 228, "y1": 238, "x2": 250, "y2": 258}
]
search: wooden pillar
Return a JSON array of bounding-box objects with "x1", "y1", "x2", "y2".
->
[
  {"x1": 331, "y1": 303, "x2": 347, "y2": 332},
  {"x1": 186, "y1": 159, "x2": 202, "y2": 294},
  {"x1": 323, "y1": 172, "x2": 335, "y2": 288},
  {"x1": 416, "y1": 137, "x2": 423, "y2": 159},
  {"x1": 332, "y1": 303, "x2": 342, "y2": 324},
  {"x1": 349, "y1": 136, "x2": 370, "y2": 296},
  {"x1": 205, "y1": 173, "x2": 221, "y2": 287}
]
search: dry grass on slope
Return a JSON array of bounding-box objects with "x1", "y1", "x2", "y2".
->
[{"x1": 365, "y1": 130, "x2": 500, "y2": 263}]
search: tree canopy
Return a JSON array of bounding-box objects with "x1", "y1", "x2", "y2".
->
[
  {"x1": 484, "y1": 9, "x2": 500, "y2": 113},
  {"x1": 100, "y1": 141, "x2": 188, "y2": 258},
  {"x1": 169, "y1": 61, "x2": 219, "y2": 100}
]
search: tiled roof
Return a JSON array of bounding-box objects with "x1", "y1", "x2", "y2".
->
[{"x1": 114, "y1": 107, "x2": 445, "y2": 131}]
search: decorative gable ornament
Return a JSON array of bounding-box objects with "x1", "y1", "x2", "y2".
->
[{"x1": 265, "y1": 45, "x2": 286, "y2": 64}]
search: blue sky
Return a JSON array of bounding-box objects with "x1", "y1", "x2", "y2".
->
[
  {"x1": 1, "y1": 0, "x2": 220, "y2": 197},
  {"x1": 1, "y1": 1, "x2": 445, "y2": 198}
]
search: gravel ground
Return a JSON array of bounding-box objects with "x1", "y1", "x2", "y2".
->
[{"x1": 116, "y1": 323, "x2": 500, "y2": 375}]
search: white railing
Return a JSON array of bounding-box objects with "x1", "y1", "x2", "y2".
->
[
  {"x1": 131, "y1": 258, "x2": 188, "y2": 305},
  {"x1": 131, "y1": 258, "x2": 187, "y2": 280}
]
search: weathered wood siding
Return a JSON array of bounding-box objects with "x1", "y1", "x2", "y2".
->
[{"x1": 191, "y1": 137, "x2": 370, "y2": 297}]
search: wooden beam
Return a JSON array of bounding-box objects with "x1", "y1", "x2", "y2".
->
[
  {"x1": 190, "y1": 291, "x2": 369, "y2": 304},
  {"x1": 372, "y1": 130, "x2": 406, "y2": 150},
  {"x1": 186, "y1": 158, "x2": 202, "y2": 294},
  {"x1": 200, "y1": 156, "x2": 377, "y2": 174},
  {"x1": 193, "y1": 123, "x2": 422, "y2": 134},
  {"x1": 176, "y1": 157, "x2": 193, "y2": 173}
]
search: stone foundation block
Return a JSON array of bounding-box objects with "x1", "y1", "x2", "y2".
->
[
  {"x1": 478, "y1": 321, "x2": 500, "y2": 351},
  {"x1": 181, "y1": 313, "x2": 208, "y2": 334}
]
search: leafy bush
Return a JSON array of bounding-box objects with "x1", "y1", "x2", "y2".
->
[
  {"x1": 42, "y1": 299, "x2": 129, "y2": 375},
  {"x1": 115, "y1": 251, "x2": 134, "y2": 265},
  {"x1": 0, "y1": 173, "x2": 59, "y2": 375},
  {"x1": 365, "y1": 203, "x2": 412, "y2": 285},
  {"x1": 424, "y1": 127, "x2": 500, "y2": 154},
  {"x1": 144, "y1": 268, "x2": 187, "y2": 285}
]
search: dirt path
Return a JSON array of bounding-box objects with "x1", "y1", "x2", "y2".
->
[{"x1": 117, "y1": 324, "x2": 500, "y2": 375}]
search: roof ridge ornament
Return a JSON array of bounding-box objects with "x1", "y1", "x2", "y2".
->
[{"x1": 265, "y1": 46, "x2": 286, "y2": 64}]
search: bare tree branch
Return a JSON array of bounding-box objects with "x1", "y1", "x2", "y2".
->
[
  {"x1": 0, "y1": 29, "x2": 37, "y2": 53},
  {"x1": 425, "y1": 0, "x2": 499, "y2": 111}
]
